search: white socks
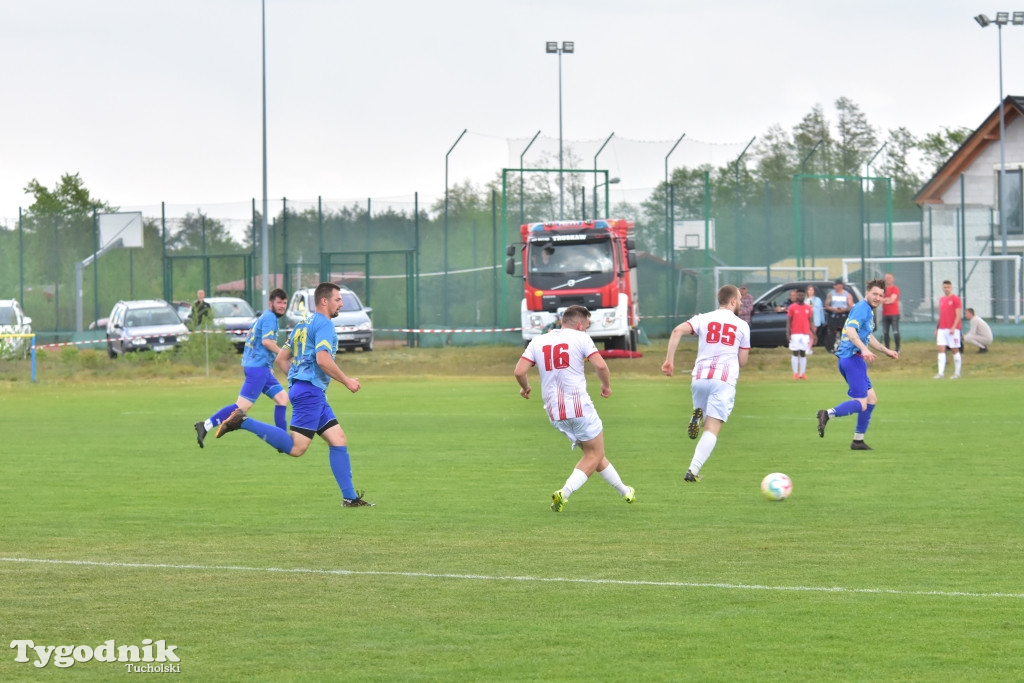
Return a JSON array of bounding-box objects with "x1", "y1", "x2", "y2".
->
[
  {"x1": 598, "y1": 463, "x2": 631, "y2": 497},
  {"x1": 953, "y1": 353, "x2": 961, "y2": 376},
  {"x1": 937, "y1": 353, "x2": 962, "y2": 376},
  {"x1": 937, "y1": 353, "x2": 946, "y2": 376},
  {"x1": 689, "y1": 432, "x2": 718, "y2": 476},
  {"x1": 561, "y1": 468, "x2": 589, "y2": 498},
  {"x1": 799, "y1": 356, "x2": 807, "y2": 374}
]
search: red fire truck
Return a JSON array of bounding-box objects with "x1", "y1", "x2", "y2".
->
[{"x1": 505, "y1": 219, "x2": 639, "y2": 350}]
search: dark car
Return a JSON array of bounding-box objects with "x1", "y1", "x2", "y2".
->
[
  {"x1": 285, "y1": 286, "x2": 373, "y2": 352},
  {"x1": 748, "y1": 281, "x2": 862, "y2": 349},
  {"x1": 204, "y1": 297, "x2": 258, "y2": 351}
]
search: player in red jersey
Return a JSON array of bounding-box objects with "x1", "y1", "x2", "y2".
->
[
  {"x1": 786, "y1": 288, "x2": 814, "y2": 379},
  {"x1": 935, "y1": 280, "x2": 962, "y2": 379}
]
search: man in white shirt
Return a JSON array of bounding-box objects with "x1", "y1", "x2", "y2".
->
[
  {"x1": 661, "y1": 285, "x2": 751, "y2": 482},
  {"x1": 514, "y1": 305, "x2": 636, "y2": 512},
  {"x1": 963, "y1": 308, "x2": 993, "y2": 353}
]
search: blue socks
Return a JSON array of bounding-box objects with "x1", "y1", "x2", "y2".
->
[
  {"x1": 210, "y1": 404, "x2": 238, "y2": 427},
  {"x1": 855, "y1": 403, "x2": 875, "y2": 434},
  {"x1": 274, "y1": 405, "x2": 287, "y2": 431},
  {"x1": 239, "y1": 418, "x2": 293, "y2": 453},
  {"x1": 832, "y1": 400, "x2": 863, "y2": 418},
  {"x1": 328, "y1": 446, "x2": 357, "y2": 499}
]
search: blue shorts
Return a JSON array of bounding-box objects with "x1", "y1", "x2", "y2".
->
[
  {"x1": 239, "y1": 366, "x2": 284, "y2": 402},
  {"x1": 837, "y1": 355, "x2": 872, "y2": 399},
  {"x1": 289, "y1": 380, "x2": 336, "y2": 432}
]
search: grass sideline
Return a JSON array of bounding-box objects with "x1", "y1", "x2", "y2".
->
[{"x1": 1, "y1": 342, "x2": 1023, "y2": 679}]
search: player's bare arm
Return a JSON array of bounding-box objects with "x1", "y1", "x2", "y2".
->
[
  {"x1": 513, "y1": 357, "x2": 533, "y2": 399},
  {"x1": 589, "y1": 353, "x2": 612, "y2": 398},
  {"x1": 661, "y1": 321, "x2": 694, "y2": 376},
  {"x1": 316, "y1": 349, "x2": 360, "y2": 393},
  {"x1": 274, "y1": 345, "x2": 292, "y2": 376}
]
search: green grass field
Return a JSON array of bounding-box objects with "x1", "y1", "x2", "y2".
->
[{"x1": 2, "y1": 341, "x2": 1023, "y2": 680}]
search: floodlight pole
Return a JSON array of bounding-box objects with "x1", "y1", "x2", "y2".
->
[
  {"x1": 547, "y1": 41, "x2": 574, "y2": 219},
  {"x1": 976, "y1": 11, "x2": 1022, "y2": 319},
  {"x1": 260, "y1": 0, "x2": 269, "y2": 302},
  {"x1": 444, "y1": 128, "x2": 467, "y2": 326}
]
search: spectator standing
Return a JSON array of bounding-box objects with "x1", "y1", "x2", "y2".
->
[
  {"x1": 881, "y1": 273, "x2": 901, "y2": 353},
  {"x1": 786, "y1": 289, "x2": 814, "y2": 379},
  {"x1": 963, "y1": 308, "x2": 993, "y2": 353},
  {"x1": 806, "y1": 285, "x2": 825, "y2": 353},
  {"x1": 191, "y1": 289, "x2": 212, "y2": 329},
  {"x1": 935, "y1": 280, "x2": 962, "y2": 379},
  {"x1": 738, "y1": 284, "x2": 754, "y2": 323}
]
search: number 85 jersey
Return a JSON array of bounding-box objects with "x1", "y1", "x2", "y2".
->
[
  {"x1": 521, "y1": 328, "x2": 599, "y2": 421},
  {"x1": 687, "y1": 308, "x2": 750, "y2": 386}
]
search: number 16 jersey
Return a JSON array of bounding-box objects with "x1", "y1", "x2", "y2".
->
[
  {"x1": 521, "y1": 328, "x2": 599, "y2": 421},
  {"x1": 686, "y1": 308, "x2": 750, "y2": 387}
]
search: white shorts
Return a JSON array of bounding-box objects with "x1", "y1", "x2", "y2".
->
[
  {"x1": 552, "y1": 411, "x2": 603, "y2": 449},
  {"x1": 691, "y1": 378, "x2": 736, "y2": 423},
  {"x1": 937, "y1": 329, "x2": 961, "y2": 349},
  {"x1": 789, "y1": 334, "x2": 811, "y2": 352}
]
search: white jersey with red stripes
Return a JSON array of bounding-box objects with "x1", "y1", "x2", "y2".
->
[
  {"x1": 686, "y1": 307, "x2": 750, "y2": 387},
  {"x1": 521, "y1": 327, "x2": 599, "y2": 422}
]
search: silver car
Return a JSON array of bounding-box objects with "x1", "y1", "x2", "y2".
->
[
  {"x1": 285, "y1": 286, "x2": 373, "y2": 352},
  {"x1": 106, "y1": 299, "x2": 189, "y2": 357}
]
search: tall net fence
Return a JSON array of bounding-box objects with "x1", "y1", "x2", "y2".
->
[{"x1": 2, "y1": 173, "x2": 1019, "y2": 347}]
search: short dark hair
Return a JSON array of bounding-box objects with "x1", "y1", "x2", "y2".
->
[
  {"x1": 942, "y1": 280, "x2": 952, "y2": 286},
  {"x1": 313, "y1": 282, "x2": 340, "y2": 307},
  {"x1": 269, "y1": 288, "x2": 287, "y2": 301},
  {"x1": 561, "y1": 305, "x2": 591, "y2": 326},
  {"x1": 866, "y1": 278, "x2": 885, "y2": 292}
]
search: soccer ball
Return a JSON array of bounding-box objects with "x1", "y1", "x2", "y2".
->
[{"x1": 761, "y1": 472, "x2": 792, "y2": 501}]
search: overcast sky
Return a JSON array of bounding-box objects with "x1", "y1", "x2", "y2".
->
[{"x1": 1, "y1": 0, "x2": 1020, "y2": 226}]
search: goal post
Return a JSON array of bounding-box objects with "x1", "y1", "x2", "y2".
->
[{"x1": 840, "y1": 255, "x2": 1022, "y2": 323}]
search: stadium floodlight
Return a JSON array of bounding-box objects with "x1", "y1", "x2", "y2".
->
[
  {"x1": 546, "y1": 40, "x2": 575, "y2": 219},
  {"x1": 975, "y1": 11, "x2": 1024, "y2": 320}
]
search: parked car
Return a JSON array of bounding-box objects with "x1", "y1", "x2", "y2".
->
[
  {"x1": 0, "y1": 298, "x2": 33, "y2": 357},
  {"x1": 106, "y1": 299, "x2": 190, "y2": 358},
  {"x1": 204, "y1": 296, "x2": 258, "y2": 351},
  {"x1": 748, "y1": 281, "x2": 862, "y2": 349},
  {"x1": 285, "y1": 286, "x2": 373, "y2": 352},
  {"x1": 171, "y1": 300, "x2": 192, "y2": 323}
]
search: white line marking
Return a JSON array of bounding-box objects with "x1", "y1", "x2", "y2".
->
[{"x1": 2, "y1": 557, "x2": 1021, "y2": 599}]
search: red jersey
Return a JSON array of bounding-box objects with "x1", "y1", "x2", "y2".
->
[
  {"x1": 787, "y1": 302, "x2": 813, "y2": 335},
  {"x1": 938, "y1": 294, "x2": 962, "y2": 329},
  {"x1": 882, "y1": 285, "x2": 900, "y2": 316}
]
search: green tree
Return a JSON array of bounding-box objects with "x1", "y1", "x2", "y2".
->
[
  {"x1": 917, "y1": 126, "x2": 973, "y2": 175},
  {"x1": 834, "y1": 96, "x2": 879, "y2": 177}
]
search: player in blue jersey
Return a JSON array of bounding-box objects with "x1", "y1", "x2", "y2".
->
[
  {"x1": 215, "y1": 282, "x2": 373, "y2": 507},
  {"x1": 816, "y1": 279, "x2": 899, "y2": 450},
  {"x1": 194, "y1": 289, "x2": 289, "y2": 447}
]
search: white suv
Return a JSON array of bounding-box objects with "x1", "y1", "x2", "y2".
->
[
  {"x1": 0, "y1": 299, "x2": 33, "y2": 358},
  {"x1": 284, "y1": 286, "x2": 373, "y2": 352}
]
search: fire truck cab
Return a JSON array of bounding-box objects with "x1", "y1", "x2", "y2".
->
[{"x1": 506, "y1": 219, "x2": 639, "y2": 351}]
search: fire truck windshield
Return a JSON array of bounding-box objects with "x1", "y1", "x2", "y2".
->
[{"x1": 526, "y1": 237, "x2": 615, "y2": 289}]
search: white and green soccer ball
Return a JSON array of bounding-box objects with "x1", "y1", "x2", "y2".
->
[{"x1": 761, "y1": 472, "x2": 792, "y2": 501}]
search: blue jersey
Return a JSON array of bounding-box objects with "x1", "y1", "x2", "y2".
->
[
  {"x1": 286, "y1": 312, "x2": 337, "y2": 391},
  {"x1": 835, "y1": 300, "x2": 875, "y2": 359},
  {"x1": 241, "y1": 309, "x2": 281, "y2": 369}
]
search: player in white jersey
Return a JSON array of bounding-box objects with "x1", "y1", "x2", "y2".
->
[
  {"x1": 661, "y1": 285, "x2": 751, "y2": 482},
  {"x1": 514, "y1": 305, "x2": 636, "y2": 512}
]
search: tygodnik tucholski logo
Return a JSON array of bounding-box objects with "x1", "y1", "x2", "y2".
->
[{"x1": 10, "y1": 638, "x2": 180, "y2": 671}]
